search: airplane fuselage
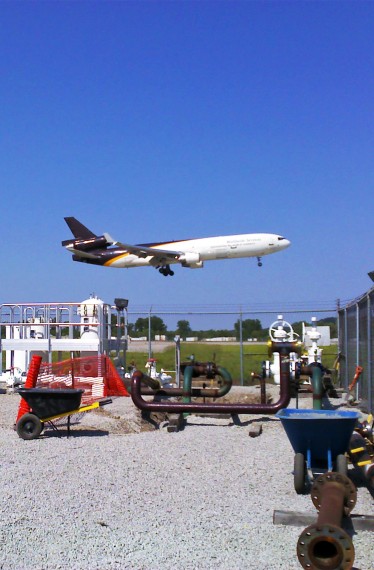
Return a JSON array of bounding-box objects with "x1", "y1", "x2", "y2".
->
[
  {"x1": 103, "y1": 234, "x2": 289, "y2": 268},
  {"x1": 63, "y1": 217, "x2": 291, "y2": 276}
]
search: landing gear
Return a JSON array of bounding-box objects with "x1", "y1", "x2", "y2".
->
[
  {"x1": 257, "y1": 257, "x2": 263, "y2": 267},
  {"x1": 158, "y1": 265, "x2": 174, "y2": 277}
]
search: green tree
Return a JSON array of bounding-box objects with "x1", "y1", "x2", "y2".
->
[
  {"x1": 317, "y1": 317, "x2": 337, "y2": 339},
  {"x1": 291, "y1": 318, "x2": 337, "y2": 340},
  {"x1": 290, "y1": 321, "x2": 309, "y2": 339},
  {"x1": 176, "y1": 320, "x2": 192, "y2": 338},
  {"x1": 234, "y1": 318, "x2": 264, "y2": 340},
  {"x1": 133, "y1": 316, "x2": 167, "y2": 339}
]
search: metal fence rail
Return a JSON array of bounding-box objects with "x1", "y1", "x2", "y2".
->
[{"x1": 338, "y1": 287, "x2": 373, "y2": 413}]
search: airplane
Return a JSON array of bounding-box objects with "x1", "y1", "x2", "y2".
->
[{"x1": 62, "y1": 217, "x2": 291, "y2": 277}]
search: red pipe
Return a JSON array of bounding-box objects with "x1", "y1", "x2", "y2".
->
[{"x1": 131, "y1": 343, "x2": 293, "y2": 414}]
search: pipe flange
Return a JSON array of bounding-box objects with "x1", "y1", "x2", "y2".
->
[
  {"x1": 297, "y1": 523, "x2": 355, "y2": 570},
  {"x1": 311, "y1": 472, "x2": 357, "y2": 514}
]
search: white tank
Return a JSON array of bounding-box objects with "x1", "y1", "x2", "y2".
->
[
  {"x1": 78, "y1": 294, "x2": 104, "y2": 339},
  {"x1": 26, "y1": 317, "x2": 45, "y2": 339}
]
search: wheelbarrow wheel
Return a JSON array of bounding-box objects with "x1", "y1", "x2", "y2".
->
[
  {"x1": 336, "y1": 453, "x2": 348, "y2": 476},
  {"x1": 294, "y1": 453, "x2": 306, "y2": 494},
  {"x1": 16, "y1": 413, "x2": 43, "y2": 440}
]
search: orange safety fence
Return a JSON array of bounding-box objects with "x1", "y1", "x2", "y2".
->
[{"x1": 35, "y1": 355, "x2": 129, "y2": 405}]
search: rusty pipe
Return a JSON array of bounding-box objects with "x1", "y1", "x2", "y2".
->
[
  {"x1": 251, "y1": 373, "x2": 267, "y2": 404},
  {"x1": 297, "y1": 472, "x2": 357, "y2": 570},
  {"x1": 130, "y1": 343, "x2": 293, "y2": 414},
  {"x1": 137, "y1": 386, "x2": 232, "y2": 398},
  {"x1": 138, "y1": 386, "x2": 233, "y2": 398},
  {"x1": 130, "y1": 364, "x2": 232, "y2": 399},
  {"x1": 125, "y1": 382, "x2": 232, "y2": 398},
  {"x1": 182, "y1": 365, "x2": 232, "y2": 405}
]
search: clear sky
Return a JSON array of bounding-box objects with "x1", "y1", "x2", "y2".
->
[{"x1": 0, "y1": 1, "x2": 373, "y2": 327}]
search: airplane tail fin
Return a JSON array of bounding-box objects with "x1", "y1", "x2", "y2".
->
[
  {"x1": 62, "y1": 217, "x2": 114, "y2": 251},
  {"x1": 64, "y1": 217, "x2": 97, "y2": 239}
]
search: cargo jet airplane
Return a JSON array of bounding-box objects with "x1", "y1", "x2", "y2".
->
[{"x1": 62, "y1": 217, "x2": 291, "y2": 276}]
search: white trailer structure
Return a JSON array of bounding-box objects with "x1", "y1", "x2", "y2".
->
[{"x1": 0, "y1": 295, "x2": 124, "y2": 386}]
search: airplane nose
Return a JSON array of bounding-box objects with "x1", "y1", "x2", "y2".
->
[{"x1": 276, "y1": 237, "x2": 291, "y2": 250}]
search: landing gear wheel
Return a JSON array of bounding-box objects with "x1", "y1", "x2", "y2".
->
[
  {"x1": 16, "y1": 413, "x2": 43, "y2": 440},
  {"x1": 158, "y1": 265, "x2": 174, "y2": 276},
  {"x1": 294, "y1": 453, "x2": 306, "y2": 494},
  {"x1": 336, "y1": 454, "x2": 348, "y2": 476}
]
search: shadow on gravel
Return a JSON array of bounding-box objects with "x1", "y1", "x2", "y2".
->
[
  {"x1": 41, "y1": 428, "x2": 109, "y2": 438},
  {"x1": 235, "y1": 415, "x2": 279, "y2": 426}
]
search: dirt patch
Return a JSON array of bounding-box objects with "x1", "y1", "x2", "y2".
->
[
  {"x1": 79, "y1": 389, "x2": 272, "y2": 435},
  {"x1": 199, "y1": 391, "x2": 271, "y2": 404}
]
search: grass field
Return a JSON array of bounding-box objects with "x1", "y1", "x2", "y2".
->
[
  {"x1": 125, "y1": 342, "x2": 339, "y2": 385},
  {"x1": 2, "y1": 342, "x2": 338, "y2": 386}
]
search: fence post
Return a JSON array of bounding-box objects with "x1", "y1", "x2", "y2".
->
[
  {"x1": 368, "y1": 292, "x2": 372, "y2": 412},
  {"x1": 148, "y1": 308, "x2": 152, "y2": 359},
  {"x1": 239, "y1": 310, "x2": 244, "y2": 386}
]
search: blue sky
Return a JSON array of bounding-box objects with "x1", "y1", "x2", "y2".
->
[{"x1": 0, "y1": 1, "x2": 373, "y2": 327}]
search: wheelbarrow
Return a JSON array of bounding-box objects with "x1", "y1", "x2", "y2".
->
[
  {"x1": 276, "y1": 408, "x2": 360, "y2": 493},
  {"x1": 16, "y1": 388, "x2": 109, "y2": 440}
]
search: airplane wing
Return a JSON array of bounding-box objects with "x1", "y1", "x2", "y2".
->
[{"x1": 114, "y1": 241, "x2": 182, "y2": 265}]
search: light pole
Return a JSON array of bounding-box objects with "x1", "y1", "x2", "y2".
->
[{"x1": 114, "y1": 298, "x2": 129, "y2": 376}]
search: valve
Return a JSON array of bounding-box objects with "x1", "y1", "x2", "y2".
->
[{"x1": 269, "y1": 315, "x2": 298, "y2": 343}]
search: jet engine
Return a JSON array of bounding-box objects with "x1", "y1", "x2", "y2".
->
[
  {"x1": 185, "y1": 261, "x2": 204, "y2": 269},
  {"x1": 180, "y1": 252, "x2": 204, "y2": 269},
  {"x1": 62, "y1": 234, "x2": 112, "y2": 251}
]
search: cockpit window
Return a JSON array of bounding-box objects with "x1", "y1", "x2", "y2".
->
[{"x1": 278, "y1": 236, "x2": 285, "y2": 240}]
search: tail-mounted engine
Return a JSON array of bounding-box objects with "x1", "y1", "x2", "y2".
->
[{"x1": 62, "y1": 234, "x2": 112, "y2": 252}]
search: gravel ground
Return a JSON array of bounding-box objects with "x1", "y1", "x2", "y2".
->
[{"x1": 0, "y1": 387, "x2": 373, "y2": 570}]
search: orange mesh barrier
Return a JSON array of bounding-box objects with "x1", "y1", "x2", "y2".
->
[{"x1": 36, "y1": 355, "x2": 129, "y2": 405}]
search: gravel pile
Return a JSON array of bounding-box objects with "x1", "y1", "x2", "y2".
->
[{"x1": 0, "y1": 388, "x2": 373, "y2": 570}]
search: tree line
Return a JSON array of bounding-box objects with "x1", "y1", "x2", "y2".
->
[{"x1": 125, "y1": 316, "x2": 337, "y2": 341}]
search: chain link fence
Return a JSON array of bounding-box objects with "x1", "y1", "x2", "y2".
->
[
  {"x1": 125, "y1": 305, "x2": 338, "y2": 385},
  {"x1": 338, "y1": 286, "x2": 373, "y2": 413}
]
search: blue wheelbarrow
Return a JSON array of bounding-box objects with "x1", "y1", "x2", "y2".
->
[{"x1": 276, "y1": 408, "x2": 360, "y2": 493}]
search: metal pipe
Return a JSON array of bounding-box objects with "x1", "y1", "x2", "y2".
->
[
  {"x1": 130, "y1": 342, "x2": 293, "y2": 414},
  {"x1": 301, "y1": 364, "x2": 324, "y2": 410},
  {"x1": 133, "y1": 364, "x2": 233, "y2": 400},
  {"x1": 311, "y1": 364, "x2": 323, "y2": 410},
  {"x1": 136, "y1": 386, "x2": 235, "y2": 398},
  {"x1": 297, "y1": 472, "x2": 357, "y2": 570},
  {"x1": 251, "y1": 372, "x2": 267, "y2": 404},
  {"x1": 348, "y1": 432, "x2": 374, "y2": 489},
  {"x1": 182, "y1": 365, "x2": 232, "y2": 404}
]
